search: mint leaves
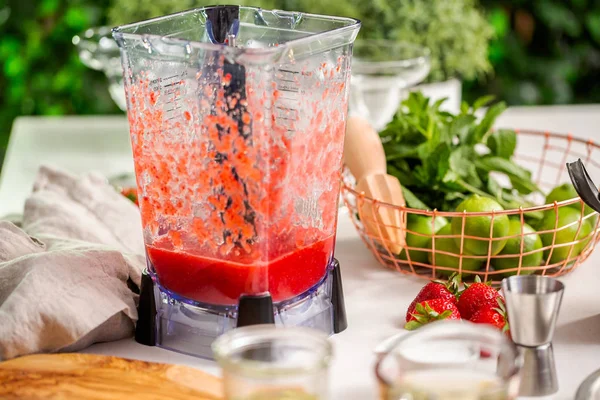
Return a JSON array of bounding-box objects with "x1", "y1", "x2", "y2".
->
[{"x1": 380, "y1": 92, "x2": 540, "y2": 212}]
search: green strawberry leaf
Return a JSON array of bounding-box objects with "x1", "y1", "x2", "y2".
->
[{"x1": 405, "y1": 320, "x2": 423, "y2": 331}]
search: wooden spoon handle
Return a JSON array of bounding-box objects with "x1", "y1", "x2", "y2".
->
[{"x1": 343, "y1": 116, "x2": 387, "y2": 181}]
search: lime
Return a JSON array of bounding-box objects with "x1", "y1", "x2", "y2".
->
[
  {"x1": 450, "y1": 195, "x2": 510, "y2": 256},
  {"x1": 546, "y1": 183, "x2": 597, "y2": 226},
  {"x1": 428, "y1": 224, "x2": 484, "y2": 277},
  {"x1": 546, "y1": 183, "x2": 594, "y2": 214},
  {"x1": 492, "y1": 220, "x2": 543, "y2": 276},
  {"x1": 400, "y1": 215, "x2": 448, "y2": 263},
  {"x1": 538, "y1": 207, "x2": 594, "y2": 264}
]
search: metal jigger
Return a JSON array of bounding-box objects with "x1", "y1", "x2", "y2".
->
[{"x1": 502, "y1": 275, "x2": 565, "y2": 397}]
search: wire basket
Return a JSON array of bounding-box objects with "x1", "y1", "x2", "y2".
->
[{"x1": 341, "y1": 129, "x2": 600, "y2": 284}]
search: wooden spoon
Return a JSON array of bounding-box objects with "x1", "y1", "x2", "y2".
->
[
  {"x1": 0, "y1": 353, "x2": 223, "y2": 400},
  {"x1": 344, "y1": 116, "x2": 406, "y2": 254}
]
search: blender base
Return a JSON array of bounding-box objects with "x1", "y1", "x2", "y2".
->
[{"x1": 135, "y1": 259, "x2": 347, "y2": 359}]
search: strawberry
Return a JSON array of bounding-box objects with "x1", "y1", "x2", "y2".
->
[
  {"x1": 405, "y1": 273, "x2": 461, "y2": 322},
  {"x1": 405, "y1": 298, "x2": 461, "y2": 330},
  {"x1": 470, "y1": 298, "x2": 510, "y2": 335},
  {"x1": 457, "y1": 276, "x2": 501, "y2": 320},
  {"x1": 120, "y1": 187, "x2": 139, "y2": 206}
]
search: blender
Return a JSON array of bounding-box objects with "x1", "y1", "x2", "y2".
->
[{"x1": 113, "y1": 6, "x2": 360, "y2": 359}]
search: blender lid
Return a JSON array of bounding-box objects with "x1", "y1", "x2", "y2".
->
[{"x1": 111, "y1": 5, "x2": 361, "y2": 63}]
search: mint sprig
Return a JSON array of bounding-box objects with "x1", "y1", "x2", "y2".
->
[{"x1": 380, "y1": 92, "x2": 541, "y2": 215}]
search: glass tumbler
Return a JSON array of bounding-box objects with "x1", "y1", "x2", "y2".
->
[
  {"x1": 375, "y1": 321, "x2": 522, "y2": 400},
  {"x1": 213, "y1": 325, "x2": 333, "y2": 400}
]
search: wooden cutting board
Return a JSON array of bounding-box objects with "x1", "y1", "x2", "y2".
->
[{"x1": 0, "y1": 353, "x2": 223, "y2": 400}]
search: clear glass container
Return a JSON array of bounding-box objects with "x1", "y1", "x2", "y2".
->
[
  {"x1": 375, "y1": 321, "x2": 522, "y2": 400},
  {"x1": 113, "y1": 7, "x2": 360, "y2": 306},
  {"x1": 350, "y1": 40, "x2": 430, "y2": 131},
  {"x1": 72, "y1": 26, "x2": 127, "y2": 111},
  {"x1": 213, "y1": 325, "x2": 332, "y2": 400}
]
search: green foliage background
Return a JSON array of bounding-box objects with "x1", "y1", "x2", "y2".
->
[
  {"x1": 465, "y1": 0, "x2": 600, "y2": 105},
  {"x1": 1, "y1": 0, "x2": 599, "y2": 168},
  {"x1": 108, "y1": 0, "x2": 494, "y2": 83},
  {"x1": 0, "y1": 0, "x2": 120, "y2": 167}
]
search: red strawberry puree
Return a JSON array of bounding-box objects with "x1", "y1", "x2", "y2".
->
[{"x1": 147, "y1": 235, "x2": 334, "y2": 305}]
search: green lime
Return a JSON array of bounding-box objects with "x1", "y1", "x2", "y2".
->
[
  {"x1": 428, "y1": 224, "x2": 484, "y2": 276},
  {"x1": 546, "y1": 183, "x2": 597, "y2": 226},
  {"x1": 546, "y1": 183, "x2": 593, "y2": 214},
  {"x1": 538, "y1": 207, "x2": 594, "y2": 264},
  {"x1": 400, "y1": 215, "x2": 448, "y2": 263},
  {"x1": 450, "y1": 195, "x2": 510, "y2": 256},
  {"x1": 492, "y1": 220, "x2": 543, "y2": 276}
]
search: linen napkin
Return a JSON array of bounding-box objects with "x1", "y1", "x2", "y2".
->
[{"x1": 0, "y1": 165, "x2": 145, "y2": 360}]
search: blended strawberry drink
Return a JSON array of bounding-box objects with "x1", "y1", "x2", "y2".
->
[{"x1": 117, "y1": 7, "x2": 358, "y2": 309}]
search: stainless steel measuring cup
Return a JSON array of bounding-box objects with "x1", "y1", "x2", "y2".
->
[{"x1": 502, "y1": 275, "x2": 565, "y2": 397}]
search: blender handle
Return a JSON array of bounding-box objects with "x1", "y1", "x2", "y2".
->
[
  {"x1": 567, "y1": 158, "x2": 600, "y2": 213},
  {"x1": 343, "y1": 116, "x2": 387, "y2": 181}
]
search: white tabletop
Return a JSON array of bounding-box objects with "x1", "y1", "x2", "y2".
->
[{"x1": 2, "y1": 105, "x2": 600, "y2": 399}]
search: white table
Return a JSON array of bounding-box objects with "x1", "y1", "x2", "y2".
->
[{"x1": 2, "y1": 106, "x2": 600, "y2": 399}]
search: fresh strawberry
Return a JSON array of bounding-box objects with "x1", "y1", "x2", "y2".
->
[
  {"x1": 405, "y1": 273, "x2": 461, "y2": 322},
  {"x1": 457, "y1": 276, "x2": 501, "y2": 320},
  {"x1": 405, "y1": 298, "x2": 461, "y2": 330},
  {"x1": 470, "y1": 297, "x2": 510, "y2": 335},
  {"x1": 120, "y1": 187, "x2": 139, "y2": 206}
]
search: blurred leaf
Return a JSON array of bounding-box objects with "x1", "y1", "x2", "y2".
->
[
  {"x1": 39, "y1": 0, "x2": 60, "y2": 17},
  {"x1": 0, "y1": 36, "x2": 20, "y2": 59},
  {"x1": 535, "y1": 1, "x2": 582, "y2": 36},
  {"x1": 52, "y1": 68, "x2": 72, "y2": 92},
  {"x1": 0, "y1": 5, "x2": 10, "y2": 26},
  {"x1": 467, "y1": 101, "x2": 507, "y2": 144},
  {"x1": 3, "y1": 56, "x2": 25, "y2": 78},
  {"x1": 44, "y1": 104, "x2": 67, "y2": 115},
  {"x1": 64, "y1": 7, "x2": 89, "y2": 30},
  {"x1": 586, "y1": 13, "x2": 600, "y2": 43},
  {"x1": 487, "y1": 129, "x2": 517, "y2": 159},
  {"x1": 8, "y1": 80, "x2": 26, "y2": 102},
  {"x1": 472, "y1": 95, "x2": 496, "y2": 111},
  {"x1": 488, "y1": 7, "x2": 509, "y2": 37},
  {"x1": 402, "y1": 185, "x2": 431, "y2": 210}
]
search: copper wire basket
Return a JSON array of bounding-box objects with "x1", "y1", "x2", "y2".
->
[{"x1": 341, "y1": 130, "x2": 600, "y2": 284}]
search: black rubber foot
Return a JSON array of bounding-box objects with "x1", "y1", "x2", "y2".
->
[
  {"x1": 135, "y1": 269, "x2": 157, "y2": 346},
  {"x1": 237, "y1": 293, "x2": 275, "y2": 328},
  {"x1": 331, "y1": 258, "x2": 348, "y2": 333}
]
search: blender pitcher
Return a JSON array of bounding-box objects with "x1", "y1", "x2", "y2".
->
[{"x1": 113, "y1": 6, "x2": 360, "y2": 359}]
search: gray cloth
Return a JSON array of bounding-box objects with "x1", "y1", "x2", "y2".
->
[{"x1": 0, "y1": 166, "x2": 145, "y2": 360}]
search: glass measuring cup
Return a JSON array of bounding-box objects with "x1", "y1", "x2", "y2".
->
[
  {"x1": 113, "y1": 7, "x2": 360, "y2": 307},
  {"x1": 375, "y1": 321, "x2": 522, "y2": 400},
  {"x1": 213, "y1": 325, "x2": 332, "y2": 400}
]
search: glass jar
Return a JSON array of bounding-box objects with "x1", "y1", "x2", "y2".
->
[
  {"x1": 213, "y1": 325, "x2": 333, "y2": 400},
  {"x1": 375, "y1": 321, "x2": 522, "y2": 400}
]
